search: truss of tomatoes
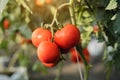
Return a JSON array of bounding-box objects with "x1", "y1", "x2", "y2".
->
[{"x1": 31, "y1": 24, "x2": 90, "y2": 68}]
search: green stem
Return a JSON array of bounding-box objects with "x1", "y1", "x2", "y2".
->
[
  {"x1": 84, "y1": 0, "x2": 95, "y2": 15},
  {"x1": 69, "y1": 0, "x2": 90, "y2": 80},
  {"x1": 50, "y1": 3, "x2": 70, "y2": 27},
  {"x1": 49, "y1": 3, "x2": 70, "y2": 37},
  {"x1": 76, "y1": 43, "x2": 90, "y2": 80},
  {"x1": 55, "y1": 62, "x2": 63, "y2": 80},
  {"x1": 69, "y1": 0, "x2": 76, "y2": 26}
]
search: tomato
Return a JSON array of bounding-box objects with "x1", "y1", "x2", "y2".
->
[
  {"x1": 3, "y1": 19, "x2": 10, "y2": 29},
  {"x1": 35, "y1": 0, "x2": 45, "y2": 6},
  {"x1": 54, "y1": 24, "x2": 80, "y2": 51},
  {"x1": 70, "y1": 48, "x2": 82, "y2": 63},
  {"x1": 45, "y1": 0, "x2": 51, "y2": 4},
  {"x1": 83, "y1": 48, "x2": 90, "y2": 62},
  {"x1": 31, "y1": 28, "x2": 52, "y2": 47},
  {"x1": 93, "y1": 25, "x2": 99, "y2": 33},
  {"x1": 70, "y1": 47, "x2": 90, "y2": 63},
  {"x1": 42, "y1": 61, "x2": 59, "y2": 68},
  {"x1": 37, "y1": 41, "x2": 60, "y2": 63}
]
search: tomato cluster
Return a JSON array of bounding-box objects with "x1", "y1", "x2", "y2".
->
[{"x1": 31, "y1": 24, "x2": 90, "y2": 67}]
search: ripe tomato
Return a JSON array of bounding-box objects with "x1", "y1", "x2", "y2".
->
[
  {"x1": 31, "y1": 28, "x2": 52, "y2": 47},
  {"x1": 45, "y1": 0, "x2": 51, "y2": 4},
  {"x1": 42, "y1": 61, "x2": 59, "y2": 68},
  {"x1": 70, "y1": 48, "x2": 82, "y2": 63},
  {"x1": 93, "y1": 25, "x2": 99, "y2": 33},
  {"x1": 70, "y1": 47, "x2": 90, "y2": 63},
  {"x1": 37, "y1": 41, "x2": 60, "y2": 63},
  {"x1": 54, "y1": 24, "x2": 80, "y2": 51},
  {"x1": 83, "y1": 48, "x2": 90, "y2": 62},
  {"x1": 35, "y1": 0, "x2": 45, "y2": 6},
  {"x1": 3, "y1": 19, "x2": 10, "y2": 29}
]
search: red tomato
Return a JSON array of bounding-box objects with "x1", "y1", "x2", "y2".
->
[
  {"x1": 37, "y1": 41, "x2": 60, "y2": 63},
  {"x1": 70, "y1": 48, "x2": 82, "y2": 63},
  {"x1": 31, "y1": 28, "x2": 52, "y2": 47},
  {"x1": 42, "y1": 61, "x2": 59, "y2": 68},
  {"x1": 83, "y1": 48, "x2": 90, "y2": 63},
  {"x1": 54, "y1": 24, "x2": 80, "y2": 51},
  {"x1": 93, "y1": 25, "x2": 99, "y2": 33},
  {"x1": 45, "y1": 0, "x2": 51, "y2": 4},
  {"x1": 70, "y1": 48, "x2": 90, "y2": 63},
  {"x1": 35, "y1": 0, "x2": 45, "y2": 6},
  {"x1": 3, "y1": 19, "x2": 10, "y2": 29}
]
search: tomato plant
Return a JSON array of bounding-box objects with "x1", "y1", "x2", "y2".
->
[{"x1": 1, "y1": 0, "x2": 120, "y2": 80}]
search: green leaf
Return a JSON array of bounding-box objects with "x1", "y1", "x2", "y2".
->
[
  {"x1": 105, "y1": 61, "x2": 113, "y2": 80},
  {"x1": 82, "y1": 11, "x2": 90, "y2": 18},
  {"x1": 18, "y1": 52, "x2": 30, "y2": 67},
  {"x1": 105, "y1": 0, "x2": 117, "y2": 10},
  {"x1": 18, "y1": 24, "x2": 32, "y2": 39},
  {"x1": 111, "y1": 14, "x2": 117, "y2": 20},
  {"x1": 112, "y1": 42, "x2": 120, "y2": 72},
  {"x1": 32, "y1": 61, "x2": 48, "y2": 74},
  {"x1": 0, "y1": 0, "x2": 9, "y2": 13},
  {"x1": 0, "y1": 39, "x2": 8, "y2": 49},
  {"x1": 113, "y1": 11, "x2": 120, "y2": 34},
  {"x1": 16, "y1": 0, "x2": 32, "y2": 14}
]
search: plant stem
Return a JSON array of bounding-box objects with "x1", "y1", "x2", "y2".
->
[
  {"x1": 69, "y1": 0, "x2": 90, "y2": 80},
  {"x1": 55, "y1": 61, "x2": 63, "y2": 80},
  {"x1": 49, "y1": 2, "x2": 70, "y2": 37},
  {"x1": 84, "y1": 0, "x2": 95, "y2": 15},
  {"x1": 8, "y1": 52, "x2": 19, "y2": 67},
  {"x1": 69, "y1": 0, "x2": 76, "y2": 26},
  {"x1": 50, "y1": 3, "x2": 70, "y2": 27},
  {"x1": 76, "y1": 43, "x2": 90, "y2": 80}
]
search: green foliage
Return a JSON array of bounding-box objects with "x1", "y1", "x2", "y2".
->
[
  {"x1": 32, "y1": 61, "x2": 48, "y2": 74},
  {"x1": 75, "y1": 0, "x2": 120, "y2": 78},
  {"x1": 1, "y1": 0, "x2": 120, "y2": 80},
  {"x1": 105, "y1": 0, "x2": 117, "y2": 10},
  {"x1": 18, "y1": 24, "x2": 32, "y2": 39},
  {"x1": 0, "y1": 0, "x2": 9, "y2": 13}
]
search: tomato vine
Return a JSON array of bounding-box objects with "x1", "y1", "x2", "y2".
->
[{"x1": 0, "y1": 0, "x2": 120, "y2": 80}]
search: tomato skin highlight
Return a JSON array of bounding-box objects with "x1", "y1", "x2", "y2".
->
[
  {"x1": 37, "y1": 41, "x2": 60, "y2": 63},
  {"x1": 31, "y1": 28, "x2": 52, "y2": 47},
  {"x1": 54, "y1": 24, "x2": 80, "y2": 51}
]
